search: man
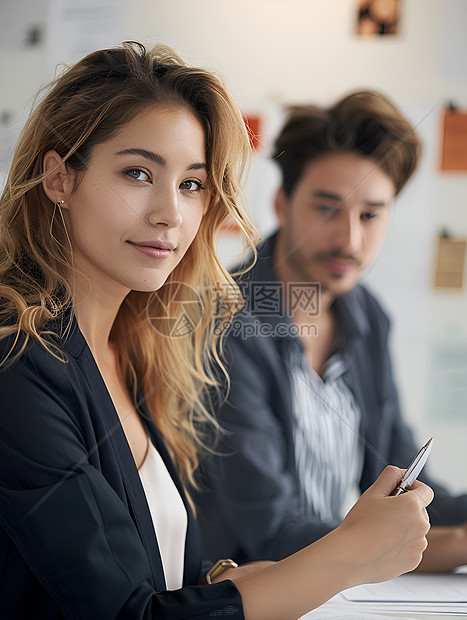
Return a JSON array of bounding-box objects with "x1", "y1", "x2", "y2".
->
[{"x1": 195, "y1": 90, "x2": 467, "y2": 570}]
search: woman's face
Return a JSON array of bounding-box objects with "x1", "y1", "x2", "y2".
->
[{"x1": 61, "y1": 105, "x2": 208, "y2": 298}]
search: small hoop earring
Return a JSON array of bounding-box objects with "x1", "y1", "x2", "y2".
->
[{"x1": 56, "y1": 200, "x2": 65, "y2": 207}]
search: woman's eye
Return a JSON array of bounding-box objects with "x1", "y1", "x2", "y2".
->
[
  {"x1": 125, "y1": 168, "x2": 150, "y2": 181},
  {"x1": 361, "y1": 212, "x2": 376, "y2": 221},
  {"x1": 180, "y1": 180, "x2": 204, "y2": 192}
]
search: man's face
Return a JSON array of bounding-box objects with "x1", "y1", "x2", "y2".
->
[{"x1": 274, "y1": 151, "x2": 395, "y2": 298}]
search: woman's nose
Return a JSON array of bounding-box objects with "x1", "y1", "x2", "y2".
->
[{"x1": 147, "y1": 186, "x2": 183, "y2": 228}]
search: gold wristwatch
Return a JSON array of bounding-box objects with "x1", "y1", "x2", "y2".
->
[{"x1": 205, "y1": 558, "x2": 238, "y2": 584}]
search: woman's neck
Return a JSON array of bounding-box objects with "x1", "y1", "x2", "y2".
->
[{"x1": 72, "y1": 280, "x2": 128, "y2": 360}]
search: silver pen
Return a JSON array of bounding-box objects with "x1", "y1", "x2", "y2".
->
[{"x1": 391, "y1": 438, "x2": 433, "y2": 496}]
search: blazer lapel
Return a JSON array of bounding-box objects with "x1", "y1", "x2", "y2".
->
[
  {"x1": 64, "y1": 323, "x2": 166, "y2": 591},
  {"x1": 90, "y1": 378, "x2": 167, "y2": 590}
]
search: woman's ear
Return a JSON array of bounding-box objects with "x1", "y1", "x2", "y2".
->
[{"x1": 42, "y1": 150, "x2": 74, "y2": 206}]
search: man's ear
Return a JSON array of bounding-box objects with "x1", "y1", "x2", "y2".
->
[
  {"x1": 42, "y1": 151, "x2": 74, "y2": 206},
  {"x1": 274, "y1": 187, "x2": 289, "y2": 227}
]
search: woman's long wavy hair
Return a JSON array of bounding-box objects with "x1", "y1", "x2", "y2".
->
[{"x1": 0, "y1": 41, "x2": 258, "y2": 488}]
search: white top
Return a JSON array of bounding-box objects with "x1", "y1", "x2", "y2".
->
[{"x1": 138, "y1": 440, "x2": 188, "y2": 590}]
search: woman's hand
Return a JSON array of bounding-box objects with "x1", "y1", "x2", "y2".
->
[
  {"x1": 335, "y1": 465, "x2": 434, "y2": 585},
  {"x1": 416, "y1": 520, "x2": 467, "y2": 572},
  {"x1": 234, "y1": 466, "x2": 434, "y2": 620}
]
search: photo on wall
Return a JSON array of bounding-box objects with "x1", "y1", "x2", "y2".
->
[{"x1": 356, "y1": 0, "x2": 400, "y2": 36}]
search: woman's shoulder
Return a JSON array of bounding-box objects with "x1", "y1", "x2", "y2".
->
[
  {"x1": 0, "y1": 325, "x2": 82, "y2": 405},
  {"x1": 0, "y1": 322, "x2": 94, "y2": 460},
  {"x1": 0, "y1": 327, "x2": 100, "y2": 491},
  {"x1": 1, "y1": 327, "x2": 64, "y2": 364},
  {"x1": 1, "y1": 309, "x2": 84, "y2": 368}
]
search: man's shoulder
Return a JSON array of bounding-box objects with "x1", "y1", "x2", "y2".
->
[
  {"x1": 353, "y1": 283, "x2": 390, "y2": 315},
  {"x1": 343, "y1": 284, "x2": 392, "y2": 334},
  {"x1": 222, "y1": 296, "x2": 284, "y2": 370},
  {"x1": 224, "y1": 309, "x2": 281, "y2": 349},
  {"x1": 230, "y1": 234, "x2": 277, "y2": 283}
]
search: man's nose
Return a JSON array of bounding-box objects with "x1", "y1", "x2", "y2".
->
[{"x1": 334, "y1": 214, "x2": 362, "y2": 254}]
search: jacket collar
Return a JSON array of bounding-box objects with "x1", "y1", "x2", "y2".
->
[{"x1": 44, "y1": 309, "x2": 86, "y2": 359}]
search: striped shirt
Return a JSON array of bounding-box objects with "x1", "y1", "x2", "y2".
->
[{"x1": 288, "y1": 344, "x2": 363, "y2": 522}]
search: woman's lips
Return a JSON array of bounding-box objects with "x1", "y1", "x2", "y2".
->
[{"x1": 127, "y1": 241, "x2": 174, "y2": 260}]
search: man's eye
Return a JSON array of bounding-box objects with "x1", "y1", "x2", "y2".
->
[
  {"x1": 316, "y1": 205, "x2": 333, "y2": 214},
  {"x1": 180, "y1": 180, "x2": 204, "y2": 192},
  {"x1": 125, "y1": 168, "x2": 150, "y2": 181}
]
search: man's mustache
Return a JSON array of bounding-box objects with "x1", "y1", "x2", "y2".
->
[{"x1": 312, "y1": 250, "x2": 360, "y2": 264}]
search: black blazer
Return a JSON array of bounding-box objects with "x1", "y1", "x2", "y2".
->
[{"x1": 0, "y1": 319, "x2": 244, "y2": 619}]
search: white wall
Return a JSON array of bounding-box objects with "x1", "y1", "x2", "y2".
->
[{"x1": 1, "y1": 0, "x2": 467, "y2": 492}]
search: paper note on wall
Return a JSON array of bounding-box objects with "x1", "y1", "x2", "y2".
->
[
  {"x1": 429, "y1": 338, "x2": 467, "y2": 424},
  {"x1": 46, "y1": 0, "x2": 125, "y2": 78},
  {"x1": 440, "y1": 110, "x2": 467, "y2": 171},
  {"x1": 434, "y1": 235, "x2": 466, "y2": 289}
]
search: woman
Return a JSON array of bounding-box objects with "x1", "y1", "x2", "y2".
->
[{"x1": 0, "y1": 41, "x2": 432, "y2": 619}]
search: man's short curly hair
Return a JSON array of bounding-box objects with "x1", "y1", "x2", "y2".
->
[{"x1": 273, "y1": 90, "x2": 422, "y2": 197}]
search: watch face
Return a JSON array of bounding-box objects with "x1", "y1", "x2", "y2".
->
[{"x1": 206, "y1": 559, "x2": 238, "y2": 584}]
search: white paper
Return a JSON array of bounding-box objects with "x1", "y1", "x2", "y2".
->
[
  {"x1": 428, "y1": 339, "x2": 467, "y2": 424},
  {"x1": 341, "y1": 573, "x2": 467, "y2": 603},
  {"x1": 46, "y1": 0, "x2": 126, "y2": 78},
  {"x1": 302, "y1": 607, "x2": 415, "y2": 619},
  {"x1": 439, "y1": 0, "x2": 467, "y2": 81},
  {"x1": 335, "y1": 601, "x2": 467, "y2": 615}
]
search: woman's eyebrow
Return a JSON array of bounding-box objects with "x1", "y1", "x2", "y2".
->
[
  {"x1": 187, "y1": 162, "x2": 208, "y2": 171},
  {"x1": 116, "y1": 148, "x2": 166, "y2": 166},
  {"x1": 115, "y1": 148, "x2": 207, "y2": 171}
]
